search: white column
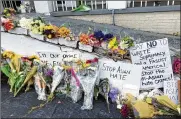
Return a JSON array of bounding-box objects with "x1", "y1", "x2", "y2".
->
[{"x1": 34, "y1": 1, "x2": 54, "y2": 13}]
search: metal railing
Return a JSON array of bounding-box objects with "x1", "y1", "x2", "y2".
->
[
  {"x1": 1, "y1": 0, "x2": 35, "y2": 12},
  {"x1": 1, "y1": 0, "x2": 21, "y2": 10},
  {"x1": 52, "y1": 0, "x2": 179, "y2": 12}
]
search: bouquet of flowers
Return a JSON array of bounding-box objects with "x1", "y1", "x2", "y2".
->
[
  {"x1": 107, "y1": 36, "x2": 134, "y2": 61},
  {"x1": 1, "y1": 51, "x2": 38, "y2": 97},
  {"x1": 18, "y1": 17, "x2": 33, "y2": 29},
  {"x1": 1, "y1": 17, "x2": 18, "y2": 31},
  {"x1": 75, "y1": 58, "x2": 99, "y2": 110},
  {"x1": 43, "y1": 24, "x2": 59, "y2": 39},
  {"x1": 29, "y1": 17, "x2": 46, "y2": 35},
  {"x1": 2, "y1": 8, "x2": 16, "y2": 18},
  {"x1": 173, "y1": 57, "x2": 181, "y2": 75},
  {"x1": 58, "y1": 26, "x2": 71, "y2": 38}
]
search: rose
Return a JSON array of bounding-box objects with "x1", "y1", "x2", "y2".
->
[{"x1": 173, "y1": 58, "x2": 181, "y2": 74}]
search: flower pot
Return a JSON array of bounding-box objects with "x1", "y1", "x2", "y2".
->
[
  {"x1": 29, "y1": 31, "x2": 45, "y2": 41},
  {"x1": 46, "y1": 38, "x2": 59, "y2": 44},
  {"x1": 1, "y1": 27, "x2": 5, "y2": 32},
  {"x1": 78, "y1": 42, "x2": 93, "y2": 52},
  {"x1": 59, "y1": 38, "x2": 78, "y2": 48},
  {"x1": 8, "y1": 27, "x2": 28, "y2": 35}
]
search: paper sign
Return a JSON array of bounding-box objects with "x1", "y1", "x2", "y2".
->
[
  {"x1": 99, "y1": 60, "x2": 142, "y2": 97},
  {"x1": 61, "y1": 51, "x2": 80, "y2": 61},
  {"x1": 164, "y1": 81, "x2": 179, "y2": 104},
  {"x1": 178, "y1": 80, "x2": 180, "y2": 102},
  {"x1": 36, "y1": 51, "x2": 80, "y2": 67},
  {"x1": 36, "y1": 51, "x2": 62, "y2": 67},
  {"x1": 130, "y1": 38, "x2": 174, "y2": 89}
]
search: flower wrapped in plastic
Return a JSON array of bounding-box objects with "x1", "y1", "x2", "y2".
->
[
  {"x1": 48, "y1": 66, "x2": 65, "y2": 101},
  {"x1": 76, "y1": 58, "x2": 99, "y2": 110},
  {"x1": 70, "y1": 70, "x2": 82, "y2": 103},
  {"x1": 33, "y1": 60, "x2": 47, "y2": 101}
]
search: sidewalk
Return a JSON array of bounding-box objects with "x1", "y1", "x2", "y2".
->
[{"x1": 1, "y1": 79, "x2": 121, "y2": 118}]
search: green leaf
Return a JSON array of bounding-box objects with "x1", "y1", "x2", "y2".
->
[{"x1": 1, "y1": 64, "x2": 11, "y2": 78}]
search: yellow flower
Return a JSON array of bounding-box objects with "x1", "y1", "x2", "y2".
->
[
  {"x1": 58, "y1": 26, "x2": 70, "y2": 38},
  {"x1": 48, "y1": 34, "x2": 52, "y2": 39},
  {"x1": 2, "y1": 51, "x2": 15, "y2": 59},
  {"x1": 28, "y1": 55, "x2": 40, "y2": 60},
  {"x1": 118, "y1": 49, "x2": 126, "y2": 55},
  {"x1": 6, "y1": 13, "x2": 11, "y2": 17},
  {"x1": 108, "y1": 37, "x2": 117, "y2": 49}
]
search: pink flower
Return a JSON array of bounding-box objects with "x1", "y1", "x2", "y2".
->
[{"x1": 173, "y1": 58, "x2": 181, "y2": 74}]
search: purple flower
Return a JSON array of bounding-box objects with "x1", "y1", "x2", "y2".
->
[
  {"x1": 45, "y1": 68, "x2": 54, "y2": 77},
  {"x1": 103, "y1": 33, "x2": 113, "y2": 41},
  {"x1": 108, "y1": 88, "x2": 119, "y2": 102},
  {"x1": 94, "y1": 30, "x2": 105, "y2": 40}
]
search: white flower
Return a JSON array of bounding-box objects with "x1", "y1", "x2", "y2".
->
[
  {"x1": 19, "y1": 17, "x2": 33, "y2": 29},
  {"x1": 119, "y1": 40, "x2": 129, "y2": 50}
]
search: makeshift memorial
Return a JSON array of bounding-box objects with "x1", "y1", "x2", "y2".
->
[
  {"x1": 130, "y1": 38, "x2": 174, "y2": 89},
  {"x1": 2, "y1": 8, "x2": 16, "y2": 18}
]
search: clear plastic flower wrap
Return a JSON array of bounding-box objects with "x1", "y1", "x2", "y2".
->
[
  {"x1": 34, "y1": 73, "x2": 46, "y2": 101},
  {"x1": 51, "y1": 66, "x2": 65, "y2": 93},
  {"x1": 33, "y1": 60, "x2": 47, "y2": 101},
  {"x1": 77, "y1": 64, "x2": 99, "y2": 110},
  {"x1": 70, "y1": 69, "x2": 82, "y2": 103}
]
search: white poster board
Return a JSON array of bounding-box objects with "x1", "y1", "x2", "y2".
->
[
  {"x1": 99, "y1": 60, "x2": 142, "y2": 97},
  {"x1": 130, "y1": 38, "x2": 174, "y2": 89},
  {"x1": 36, "y1": 51, "x2": 80, "y2": 67},
  {"x1": 164, "y1": 81, "x2": 179, "y2": 104},
  {"x1": 107, "y1": 1, "x2": 127, "y2": 9}
]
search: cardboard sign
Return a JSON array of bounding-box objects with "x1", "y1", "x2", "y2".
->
[
  {"x1": 99, "y1": 60, "x2": 142, "y2": 97},
  {"x1": 130, "y1": 38, "x2": 174, "y2": 89},
  {"x1": 164, "y1": 81, "x2": 179, "y2": 104},
  {"x1": 36, "y1": 51, "x2": 80, "y2": 67}
]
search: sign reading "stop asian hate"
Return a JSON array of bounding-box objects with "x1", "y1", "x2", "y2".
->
[{"x1": 130, "y1": 38, "x2": 174, "y2": 89}]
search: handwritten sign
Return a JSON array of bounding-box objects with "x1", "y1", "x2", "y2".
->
[
  {"x1": 99, "y1": 60, "x2": 142, "y2": 96},
  {"x1": 36, "y1": 52, "x2": 62, "y2": 67},
  {"x1": 164, "y1": 81, "x2": 179, "y2": 104},
  {"x1": 130, "y1": 38, "x2": 174, "y2": 89},
  {"x1": 61, "y1": 51, "x2": 79, "y2": 61},
  {"x1": 36, "y1": 51, "x2": 80, "y2": 67}
]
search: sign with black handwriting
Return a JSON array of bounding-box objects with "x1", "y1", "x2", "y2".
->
[
  {"x1": 36, "y1": 51, "x2": 80, "y2": 67},
  {"x1": 130, "y1": 38, "x2": 174, "y2": 89},
  {"x1": 99, "y1": 60, "x2": 142, "y2": 96},
  {"x1": 164, "y1": 81, "x2": 179, "y2": 104}
]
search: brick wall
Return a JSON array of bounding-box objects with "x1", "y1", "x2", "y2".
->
[{"x1": 65, "y1": 11, "x2": 180, "y2": 35}]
